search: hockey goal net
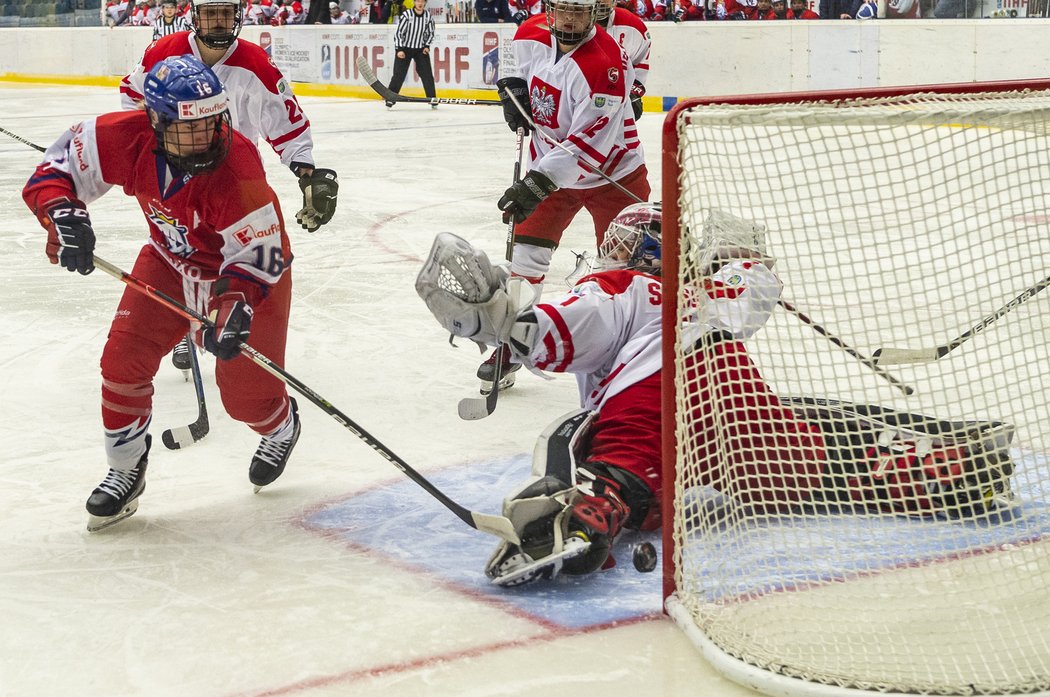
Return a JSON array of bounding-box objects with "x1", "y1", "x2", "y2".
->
[{"x1": 661, "y1": 81, "x2": 1050, "y2": 697}]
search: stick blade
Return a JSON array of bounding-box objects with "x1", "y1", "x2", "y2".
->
[
  {"x1": 161, "y1": 415, "x2": 210, "y2": 450},
  {"x1": 471, "y1": 511, "x2": 520, "y2": 544},
  {"x1": 355, "y1": 55, "x2": 378, "y2": 84},
  {"x1": 458, "y1": 394, "x2": 494, "y2": 420},
  {"x1": 872, "y1": 347, "x2": 941, "y2": 366}
]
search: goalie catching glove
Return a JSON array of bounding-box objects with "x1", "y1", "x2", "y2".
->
[
  {"x1": 293, "y1": 165, "x2": 339, "y2": 232},
  {"x1": 415, "y1": 232, "x2": 539, "y2": 355}
]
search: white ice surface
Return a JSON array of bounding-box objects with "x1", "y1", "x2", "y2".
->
[{"x1": 0, "y1": 85, "x2": 759, "y2": 697}]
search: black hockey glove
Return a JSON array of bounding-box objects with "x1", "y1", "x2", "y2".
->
[
  {"x1": 45, "y1": 199, "x2": 95, "y2": 275},
  {"x1": 498, "y1": 171, "x2": 557, "y2": 225},
  {"x1": 202, "y1": 290, "x2": 253, "y2": 361},
  {"x1": 630, "y1": 81, "x2": 645, "y2": 121},
  {"x1": 496, "y1": 77, "x2": 533, "y2": 133},
  {"x1": 295, "y1": 167, "x2": 339, "y2": 232}
]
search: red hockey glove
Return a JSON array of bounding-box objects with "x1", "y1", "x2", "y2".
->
[{"x1": 202, "y1": 290, "x2": 253, "y2": 361}]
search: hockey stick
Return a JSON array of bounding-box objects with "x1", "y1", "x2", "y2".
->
[
  {"x1": 1, "y1": 126, "x2": 46, "y2": 153},
  {"x1": 355, "y1": 56, "x2": 500, "y2": 107},
  {"x1": 779, "y1": 300, "x2": 914, "y2": 396},
  {"x1": 92, "y1": 254, "x2": 521, "y2": 544},
  {"x1": 161, "y1": 332, "x2": 210, "y2": 449},
  {"x1": 872, "y1": 274, "x2": 1050, "y2": 366},
  {"x1": 458, "y1": 126, "x2": 527, "y2": 421}
]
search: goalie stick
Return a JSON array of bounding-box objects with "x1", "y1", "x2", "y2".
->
[
  {"x1": 0, "y1": 126, "x2": 45, "y2": 153},
  {"x1": 458, "y1": 126, "x2": 527, "y2": 421},
  {"x1": 161, "y1": 333, "x2": 210, "y2": 449},
  {"x1": 92, "y1": 254, "x2": 520, "y2": 545},
  {"x1": 873, "y1": 273, "x2": 1050, "y2": 366},
  {"x1": 355, "y1": 56, "x2": 500, "y2": 107}
]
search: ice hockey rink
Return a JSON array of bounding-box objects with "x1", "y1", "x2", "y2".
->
[{"x1": 0, "y1": 84, "x2": 774, "y2": 697}]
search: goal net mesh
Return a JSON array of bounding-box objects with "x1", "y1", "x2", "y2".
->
[{"x1": 664, "y1": 85, "x2": 1050, "y2": 696}]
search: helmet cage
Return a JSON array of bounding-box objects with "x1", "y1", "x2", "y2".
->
[
  {"x1": 152, "y1": 111, "x2": 233, "y2": 175},
  {"x1": 546, "y1": 0, "x2": 598, "y2": 46},
  {"x1": 598, "y1": 203, "x2": 662, "y2": 275},
  {"x1": 594, "y1": 0, "x2": 614, "y2": 22},
  {"x1": 192, "y1": 0, "x2": 242, "y2": 49}
]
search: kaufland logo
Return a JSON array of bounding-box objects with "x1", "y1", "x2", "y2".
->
[
  {"x1": 233, "y1": 223, "x2": 280, "y2": 246},
  {"x1": 177, "y1": 94, "x2": 228, "y2": 119}
]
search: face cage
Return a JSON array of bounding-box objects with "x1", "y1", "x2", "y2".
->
[
  {"x1": 594, "y1": 0, "x2": 613, "y2": 22},
  {"x1": 192, "y1": 3, "x2": 242, "y2": 49},
  {"x1": 154, "y1": 111, "x2": 233, "y2": 175},
  {"x1": 546, "y1": 2, "x2": 597, "y2": 46}
]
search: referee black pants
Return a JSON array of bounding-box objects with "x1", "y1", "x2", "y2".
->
[{"x1": 388, "y1": 48, "x2": 436, "y2": 99}]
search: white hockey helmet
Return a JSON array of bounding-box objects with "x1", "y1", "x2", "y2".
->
[
  {"x1": 546, "y1": 0, "x2": 598, "y2": 46},
  {"x1": 191, "y1": 0, "x2": 243, "y2": 50}
]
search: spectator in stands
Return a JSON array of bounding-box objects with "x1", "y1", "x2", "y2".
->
[
  {"x1": 329, "y1": 0, "x2": 355, "y2": 21},
  {"x1": 367, "y1": 0, "x2": 390, "y2": 22},
  {"x1": 932, "y1": 0, "x2": 974, "y2": 16},
  {"x1": 725, "y1": 0, "x2": 759, "y2": 17},
  {"x1": 620, "y1": 0, "x2": 656, "y2": 18},
  {"x1": 771, "y1": 0, "x2": 789, "y2": 16},
  {"x1": 788, "y1": 0, "x2": 819, "y2": 17},
  {"x1": 476, "y1": 0, "x2": 511, "y2": 21},
  {"x1": 752, "y1": 0, "x2": 777, "y2": 17}
]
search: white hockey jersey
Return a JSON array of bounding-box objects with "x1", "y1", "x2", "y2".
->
[
  {"x1": 598, "y1": 7, "x2": 651, "y2": 89},
  {"x1": 529, "y1": 261, "x2": 782, "y2": 411},
  {"x1": 119, "y1": 32, "x2": 314, "y2": 170},
  {"x1": 506, "y1": 18, "x2": 643, "y2": 190}
]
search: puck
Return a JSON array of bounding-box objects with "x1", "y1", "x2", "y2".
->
[{"x1": 632, "y1": 541, "x2": 658, "y2": 573}]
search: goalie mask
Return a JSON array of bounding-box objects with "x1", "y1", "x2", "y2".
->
[
  {"x1": 547, "y1": 0, "x2": 598, "y2": 46},
  {"x1": 192, "y1": 0, "x2": 242, "y2": 50},
  {"x1": 598, "y1": 202, "x2": 662, "y2": 275},
  {"x1": 144, "y1": 56, "x2": 233, "y2": 175}
]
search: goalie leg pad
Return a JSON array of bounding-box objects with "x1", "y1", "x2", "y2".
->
[{"x1": 787, "y1": 397, "x2": 1016, "y2": 520}]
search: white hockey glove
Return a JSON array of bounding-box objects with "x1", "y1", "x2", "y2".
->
[
  {"x1": 415, "y1": 232, "x2": 538, "y2": 353},
  {"x1": 484, "y1": 475, "x2": 591, "y2": 587}
]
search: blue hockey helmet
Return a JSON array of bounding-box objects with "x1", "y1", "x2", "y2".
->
[
  {"x1": 598, "y1": 202, "x2": 662, "y2": 275},
  {"x1": 143, "y1": 56, "x2": 232, "y2": 174}
]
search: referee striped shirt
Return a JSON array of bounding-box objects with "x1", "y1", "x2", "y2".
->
[
  {"x1": 394, "y1": 8, "x2": 435, "y2": 50},
  {"x1": 152, "y1": 15, "x2": 191, "y2": 40}
]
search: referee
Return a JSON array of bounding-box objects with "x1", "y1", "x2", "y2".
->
[
  {"x1": 151, "y1": 0, "x2": 191, "y2": 39},
  {"x1": 386, "y1": 0, "x2": 437, "y2": 107}
]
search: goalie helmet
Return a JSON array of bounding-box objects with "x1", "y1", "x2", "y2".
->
[
  {"x1": 546, "y1": 0, "x2": 598, "y2": 46},
  {"x1": 191, "y1": 0, "x2": 242, "y2": 50},
  {"x1": 143, "y1": 56, "x2": 232, "y2": 175},
  {"x1": 597, "y1": 202, "x2": 662, "y2": 275}
]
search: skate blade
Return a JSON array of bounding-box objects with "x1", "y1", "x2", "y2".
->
[
  {"x1": 86, "y1": 499, "x2": 140, "y2": 532},
  {"x1": 480, "y1": 372, "x2": 517, "y2": 396}
]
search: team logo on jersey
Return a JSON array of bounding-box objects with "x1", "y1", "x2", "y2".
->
[
  {"x1": 607, "y1": 67, "x2": 619, "y2": 84},
  {"x1": 233, "y1": 222, "x2": 280, "y2": 246},
  {"x1": 594, "y1": 96, "x2": 606, "y2": 108},
  {"x1": 529, "y1": 79, "x2": 561, "y2": 129},
  {"x1": 148, "y1": 204, "x2": 195, "y2": 258}
]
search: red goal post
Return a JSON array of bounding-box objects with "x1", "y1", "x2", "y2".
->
[{"x1": 660, "y1": 80, "x2": 1050, "y2": 697}]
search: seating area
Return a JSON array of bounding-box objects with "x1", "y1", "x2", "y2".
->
[{"x1": 0, "y1": 0, "x2": 101, "y2": 26}]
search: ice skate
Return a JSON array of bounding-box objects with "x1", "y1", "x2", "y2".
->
[
  {"x1": 250, "y1": 398, "x2": 301, "y2": 493},
  {"x1": 86, "y1": 434, "x2": 151, "y2": 532},
  {"x1": 171, "y1": 336, "x2": 193, "y2": 379},
  {"x1": 477, "y1": 348, "x2": 521, "y2": 396}
]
